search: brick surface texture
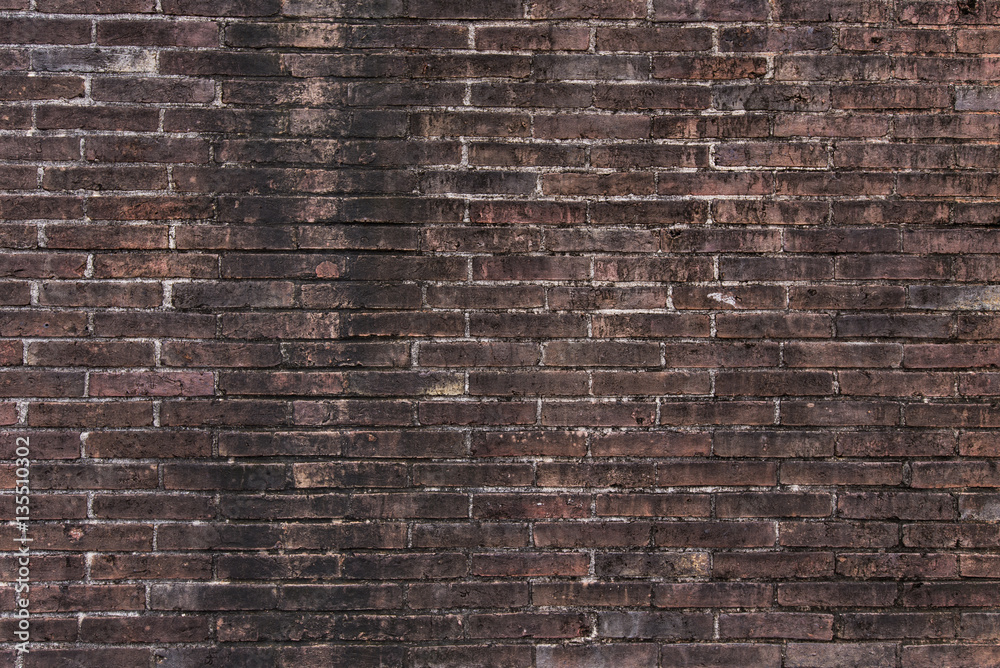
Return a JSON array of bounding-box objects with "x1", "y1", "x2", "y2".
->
[{"x1": 2, "y1": 0, "x2": 1000, "y2": 666}]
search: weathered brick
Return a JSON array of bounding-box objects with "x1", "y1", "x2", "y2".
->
[
  {"x1": 654, "y1": 522, "x2": 776, "y2": 548},
  {"x1": 786, "y1": 643, "x2": 897, "y2": 668},
  {"x1": 538, "y1": 644, "x2": 657, "y2": 668},
  {"x1": 655, "y1": 0, "x2": 767, "y2": 20},
  {"x1": 853, "y1": 372, "x2": 955, "y2": 400},
  {"x1": 598, "y1": 26, "x2": 712, "y2": 51},
  {"x1": 840, "y1": 491, "x2": 955, "y2": 519},
  {"x1": 837, "y1": 552, "x2": 958, "y2": 579},
  {"x1": 80, "y1": 616, "x2": 211, "y2": 642},
  {"x1": 470, "y1": 612, "x2": 591, "y2": 639},
  {"x1": 715, "y1": 431, "x2": 833, "y2": 458},
  {"x1": 533, "y1": 521, "x2": 650, "y2": 548},
  {"x1": 780, "y1": 521, "x2": 898, "y2": 548},
  {"x1": 410, "y1": 645, "x2": 529, "y2": 668},
  {"x1": 473, "y1": 553, "x2": 588, "y2": 579},
  {"x1": 721, "y1": 612, "x2": 833, "y2": 640},
  {"x1": 722, "y1": 26, "x2": 834, "y2": 52},
  {"x1": 660, "y1": 401, "x2": 776, "y2": 426},
  {"x1": 660, "y1": 644, "x2": 781, "y2": 668},
  {"x1": 717, "y1": 492, "x2": 831, "y2": 518}
]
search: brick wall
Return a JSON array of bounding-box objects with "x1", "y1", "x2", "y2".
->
[{"x1": 3, "y1": 0, "x2": 1000, "y2": 666}]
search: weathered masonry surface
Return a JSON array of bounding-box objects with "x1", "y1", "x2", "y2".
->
[{"x1": 2, "y1": 0, "x2": 1000, "y2": 666}]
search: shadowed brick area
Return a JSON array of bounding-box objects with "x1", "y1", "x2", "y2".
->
[{"x1": 2, "y1": 0, "x2": 1000, "y2": 665}]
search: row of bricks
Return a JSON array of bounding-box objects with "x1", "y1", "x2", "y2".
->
[
  {"x1": 13, "y1": 254, "x2": 1000, "y2": 283},
  {"x1": 22, "y1": 20, "x2": 1000, "y2": 56},
  {"x1": 10, "y1": 456, "x2": 1000, "y2": 488},
  {"x1": 6, "y1": 610, "x2": 1000, "y2": 643},
  {"x1": 7, "y1": 311, "x2": 990, "y2": 340},
  {"x1": 7, "y1": 109, "x2": 1000, "y2": 141},
  {"x1": 0, "y1": 196, "x2": 992, "y2": 225},
  {"x1": 8, "y1": 74, "x2": 1000, "y2": 111},
  {"x1": 6, "y1": 519, "x2": 1000, "y2": 550},
  {"x1": 12, "y1": 396, "x2": 1000, "y2": 427},
  {"x1": 5, "y1": 485, "x2": 1000, "y2": 519},
  {"x1": 13, "y1": 335, "x2": 1000, "y2": 367},
  {"x1": 9, "y1": 283, "x2": 1000, "y2": 311},
  {"x1": 11, "y1": 369, "x2": 1000, "y2": 399},
  {"x1": 7, "y1": 579, "x2": 1000, "y2": 610},
  {"x1": 24, "y1": 20, "x2": 994, "y2": 54},
  {"x1": 10, "y1": 166, "x2": 1000, "y2": 195},
  {"x1": 1, "y1": 603, "x2": 1000, "y2": 644},
  {"x1": 9, "y1": 550, "x2": 1000, "y2": 582},
  {"x1": 10, "y1": 254, "x2": 1000, "y2": 283},
  {"x1": 20, "y1": 50, "x2": 1000, "y2": 83},
  {"x1": 3, "y1": 0, "x2": 1000, "y2": 24},
  {"x1": 15, "y1": 139, "x2": 1000, "y2": 171},
  {"x1": 3, "y1": 643, "x2": 1000, "y2": 668},
  {"x1": 14, "y1": 227, "x2": 1000, "y2": 252},
  {"x1": 11, "y1": 339, "x2": 1000, "y2": 364},
  {"x1": 3, "y1": 427, "x2": 991, "y2": 459}
]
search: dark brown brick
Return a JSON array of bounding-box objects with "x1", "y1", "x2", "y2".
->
[
  {"x1": 721, "y1": 612, "x2": 833, "y2": 640},
  {"x1": 660, "y1": 644, "x2": 781, "y2": 668}
]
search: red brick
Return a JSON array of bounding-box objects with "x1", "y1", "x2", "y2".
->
[
  {"x1": 911, "y1": 461, "x2": 1000, "y2": 488},
  {"x1": 81, "y1": 615, "x2": 211, "y2": 641},
  {"x1": 535, "y1": 582, "x2": 650, "y2": 607},
  {"x1": 839, "y1": 492, "x2": 955, "y2": 519},
  {"x1": 716, "y1": 492, "x2": 831, "y2": 518},
  {"x1": 961, "y1": 432, "x2": 1000, "y2": 456},
  {"x1": 25, "y1": 650, "x2": 152, "y2": 667},
  {"x1": 470, "y1": 612, "x2": 590, "y2": 639},
  {"x1": 598, "y1": 26, "x2": 712, "y2": 51},
  {"x1": 29, "y1": 401, "x2": 153, "y2": 427},
  {"x1": 780, "y1": 521, "x2": 898, "y2": 548},
  {"x1": 538, "y1": 644, "x2": 657, "y2": 667},
  {"x1": 408, "y1": 521, "x2": 521, "y2": 548},
  {"x1": 838, "y1": 431, "x2": 955, "y2": 457},
  {"x1": 836, "y1": 553, "x2": 958, "y2": 579},
  {"x1": 474, "y1": 494, "x2": 589, "y2": 520},
  {"x1": 409, "y1": 582, "x2": 525, "y2": 609},
  {"x1": 654, "y1": 582, "x2": 772, "y2": 608},
  {"x1": 673, "y1": 285, "x2": 786, "y2": 310},
  {"x1": 720, "y1": 612, "x2": 833, "y2": 640},
  {"x1": 717, "y1": 551, "x2": 835, "y2": 579},
  {"x1": 472, "y1": 431, "x2": 586, "y2": 457},
  {"x1": 540, "y1": 401, "x2": 657, "y2": 427},
  {"x1": 904, "y1": 645, "x2": 1000, "y2": 668},
  {"x1": 473, "y1": 553, "x2": 589, "y2": 578},
  {"x1": 592, "y1": 371, "x2": 711, "y2": 396},
  {"x1": 660, "y1": 644, "x2": 781, "y2": 668},
  {"x1": 786, "y1": 643, "x2": 897, "y2": 668},
  {"x1": 717, "y1": 313, "x2": 832, "y2": 338},
  {"x1": 654, "y1": 522, "x2": 776, "y2": 548},
  {"x1": 715, "y1": 431, "x2": 833, "y2": 458},
  {"x1": 653, "y1": 56, "x2": 768, "y2": 80},
  {"x1": 781, "y1": 462, "x2": 903, "y2": 485},
  {"x1": 551, "y1": 287, "x2": 668, "y2": 311},
  {"x1": 784, "y1": 343, "x2": 902, "y2": 368},
  {"x1": 534, "y1": 112, "x2": 650, "y2": 138},
  {"x1": 410, "y1": 646, "x2": 529, "y2": 668},
  {"x1": 594, "y1": 257, "x2": 713, "y2": 281},
  {"x1": 477, "y1": 26, "x2": 586, "y2": 50},
  {"x1": 655, "y1": 0, "x2": 767, "y2": 20},
  {"x1": 590, "y1": 432, "x2": 710, "y2": 458},
  {"x1": 660, "y1": 401, "x2": 776, "y2": 426},
  {"x1": 543, "y1": 342, "x2": 660, "y2": 367}
]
